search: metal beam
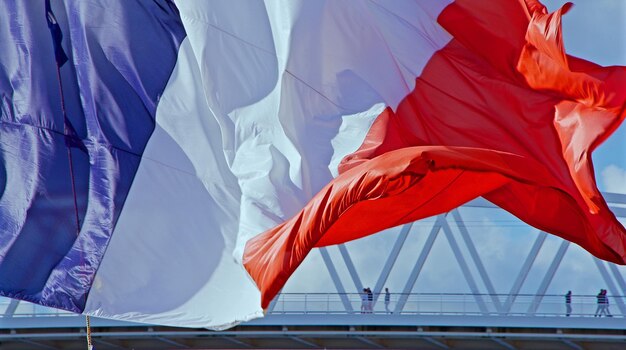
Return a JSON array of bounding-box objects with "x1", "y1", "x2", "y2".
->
[
  {"x1": 338, "y1": 244, "x2": 363, "y2": 293},
  {"x1": 320, "y1": 247, "x2": 354, "y2": 312},
  {"x1": 373, "y1": 223, "x2": 412, "y2": 305},
  {"x1": 562, "y1": 339, "x2": 584, "y2": 350},
  {"x1": 452, "y1": 209, "x2": 502, "y2": 313},
  {"x1": 608, "y1": 206, "x2": 626, "y2": 217},
  {"x1": 526, "y1": 240, "x2": 569, "y2": 315},
  {"x1": 4, "y1": 329, "x2": 626, "y2": 342},
  {"x1": 19, "y1": 339, "x2": 59, "y2": 350},
  {"x1": 491, "y1": 337, "x2": 517, "y2": 350},
  {"x1": 224, "y1": 336, "x2": 253, "y2": 348},
  {"x1": 289, "y1": 336, "x2": 319, "y2": 348},
  {"x1": 93, "y1": 338, "x2": 127, "y2": 350},
  {"x1": 394, "y1": 214, "x2": 446, "y2": 313},
  {"x1": 355, "y1": 336, "x2": 385, "y2": 349},
  {"x1": 266, "y1": 292, "x2": 280, "y2": 314},
  {"x1": 423, "y1": 336, "x2": 450, "y2": 349},
  {"x1": 3, "y1": 299, "x2": 19, "y2": 317},
  {"x1": 603, "y1": 191, "x2": 626, "y2": 203},
  {"x1": 503, "y1": 231, "x2": 546, "y2": 314},
  {"x1": 441, "y1": 219, "x2": 489, "y2": 314},
  {"x1": 156, "y1": 336, "x2": 187, "y2": 348},
  {"x1": 609, "y1": 263, "x2": 626, "y2": 295}
]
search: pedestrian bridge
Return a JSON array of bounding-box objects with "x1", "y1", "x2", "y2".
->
[
  {"x1": 2, "y1": 292, "x2": 623, "y2": 328},
  {"x1": 2, "y1": 193, "x2": 626, "y2": 349},
  {"x1": 1, "y1": 293, "x2": 625, "y2": 350},
  {"x1": 267, "y1": 292, "x2": 620, "y2": 318}
]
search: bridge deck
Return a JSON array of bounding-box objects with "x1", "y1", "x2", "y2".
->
[{"x1": 1, "y1": 294, "x2": 625, "y2": 349}]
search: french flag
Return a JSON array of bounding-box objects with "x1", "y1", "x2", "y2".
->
[{"x1": 0, "y1": 0, "x2": 624, "y2": 329}]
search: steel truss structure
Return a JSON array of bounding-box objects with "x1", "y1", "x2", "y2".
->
[
  {"x1": 1, "y1": 192, "x2": 626, "y2": 349},
  {"x1": 294, "y1": 193, "x2": 626, "y2": 317}
]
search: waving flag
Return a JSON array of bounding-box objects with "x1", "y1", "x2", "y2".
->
[
  {"x1": 0, "y1": 0, "x2": 624, "y2": 329},
  {"x1": 243, "y1": 0, "x2": 626, "y2": 307}
]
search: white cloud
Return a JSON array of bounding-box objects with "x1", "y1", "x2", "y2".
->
[{"x1": 601, "y1": 165, "x2": 626, "y2": 194}]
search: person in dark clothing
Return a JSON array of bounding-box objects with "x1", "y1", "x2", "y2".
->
[
  {"x1": 602, "y1": 289, "x2": 612, "y2": 317},
  {"x1": 595, "y1": 289, "x2": 604, "y2": 317},
  {"x1": 361, "y1": 288, "x2": 368, "y2": 314},
  {"x1": 384, "y1": 287, "x2": 392, "y2": 314},
  {"x1": 366, "y1": 287, "x2": 373, "y2": 313},
  {"x1": 565, "y1": 290, "x2": 572, "y2": 317}
]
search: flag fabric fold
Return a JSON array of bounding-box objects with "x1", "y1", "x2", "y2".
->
[
  {"x1": 0, "y1": 0, "x2": 624, "y2": 329},
  {"x1": 0, "y1": 0, "x2": 185, "y2": 313},
  {"x1": 243, "y1": 0, "x2": 626, "y2": 308}
]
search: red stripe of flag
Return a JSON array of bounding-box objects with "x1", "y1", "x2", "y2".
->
[{"x1": 244, "y1": 0, "x2": 626, "y2": 308}]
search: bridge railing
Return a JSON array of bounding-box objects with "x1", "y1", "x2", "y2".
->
[
  {"x1": 0, "y1": 298, "x2": 73, "y2": 318},
  {"x1": 269, "y1": 292, "x2": 624, "y2": 317},
  {"x1": 0, "y1": 293, "x2": 623, "y2": 318}
]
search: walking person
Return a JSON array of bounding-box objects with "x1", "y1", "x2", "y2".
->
[
  {"x1": 564, "y1": 290, "x2": 572, "y2": 317},
  {"x1": 360, "y1": 288, "x2": 368, "y2": 314},
  {"x1": 384, "y1": 287, "x2": 392, "y2": 314},
  {"x1": 602, "y1": 289, "x2": 613, "y2": 317},
  {"x1": 366, "y1": 287, "x2": 373, "y2": 313},
  {"x1": 594, "y1": 289, "x2": 604, "y2": 317}
]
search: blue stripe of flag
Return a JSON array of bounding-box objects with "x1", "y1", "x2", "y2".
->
[{"x1": 0, "y1": 0, "x2": 185, "y2": 312}]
